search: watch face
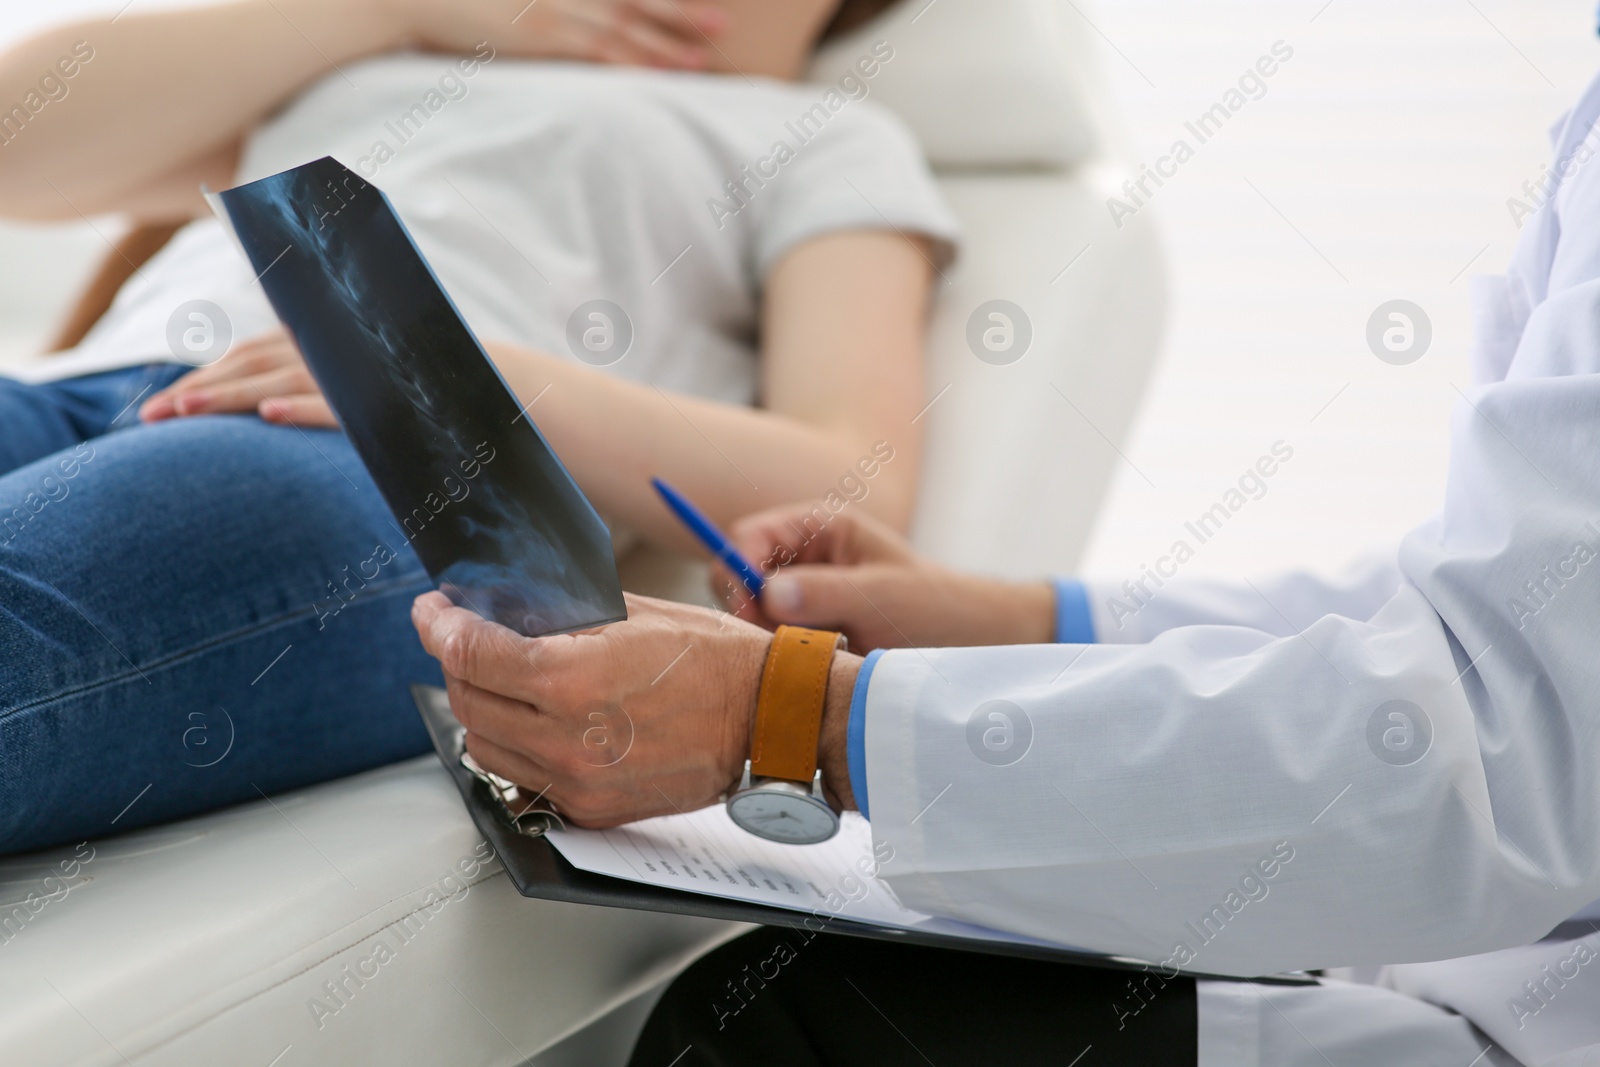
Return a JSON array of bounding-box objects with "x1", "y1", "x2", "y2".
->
[{"x1": 727, "y1": 788, "x2": 839, "y2": 844}]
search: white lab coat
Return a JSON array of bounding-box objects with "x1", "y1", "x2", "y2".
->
[{"x1": 862, "y1": 67, "x2": 1600, "y2": 1067}]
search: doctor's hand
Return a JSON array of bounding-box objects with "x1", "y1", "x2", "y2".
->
[
  {"x1": 395, "y1": 0, "x2": 726, "y2": 71},
  {"x1": 714, "y1": 504, "x2": 1058, "y2": 654},
  {"x1": 411, "y1": 590, "x2": 860, "y2": 828},
  {"x1": 139, "y1": 328, "x2": 337, "y2": 429}
]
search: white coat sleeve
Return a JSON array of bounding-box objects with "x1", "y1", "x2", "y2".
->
[
  {"x1": 1085, "y1": 553, "x2": 1406, "y2": 645},
  {"x1": 863, "y1": 293, "x2": 1600, "y2": 977}
]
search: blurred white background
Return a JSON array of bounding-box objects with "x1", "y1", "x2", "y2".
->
[
  {"x1": 0, "y1": 0, "x2": 1594, "y2": 584},
  {"x1": 1078, "y1": 0, "x2": 1598, "y2": 582}
]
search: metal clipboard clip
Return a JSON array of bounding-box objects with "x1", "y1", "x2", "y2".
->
[{"x1": 459, "y1": 750, "x2": 565, "y2": 838}]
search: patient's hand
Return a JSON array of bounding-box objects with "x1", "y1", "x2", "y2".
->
[
  {"x1": 139, "y1": 329, "x2": 337, "y2": 429},
  {"x1": 714, "y1": 504, "x2": 1058, "y2": 653},
  {"x1": 396, "y1": 0, "x2": 726, "y2": 71}
]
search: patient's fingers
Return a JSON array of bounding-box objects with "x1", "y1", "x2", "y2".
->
[
  {"x1": 171, "y1": 330, "x2": 298, "y2": 386},
  {"x1": 140, "y1": 330, "x2": 301, "y2": 420},
  {"x1": 167, "y1": 366, "x2": 316, "y2": 415},
  {"x1": 554, "y1": 0, "x2": 719, "y2": 69},
  {"x1": 258, "y1": 394, "x2": 338, "y2": 429},
  {"x1": 614, "y1": 14, "x2": 709, "y2": 69},
  {"x1": 214, "y1": 327, "x2": 295, "y2": 360},
  {"x1": 629, "y1": 0, "x2": 725, "y2": 37},
  {"x1": 613, "y1": 0, "x2": 724, "y2": 51},
  {"x1": 172, "y1": 347, "x2": 290, "y2": 389},
  {"x1": 139, "y1": 392, "x2": 179, "y2": 422}
]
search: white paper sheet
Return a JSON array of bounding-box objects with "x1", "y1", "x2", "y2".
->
[
  {"x1": 544, "y1": 808, "x2": 927, "y2": 929},
  {"x1": 545, "y1": 807, "x2": 1134, "y2": 963}
]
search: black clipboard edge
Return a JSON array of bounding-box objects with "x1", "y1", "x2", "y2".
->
[{"x1": 412, "y1": 686, "x2": 1314, "y2": 986}]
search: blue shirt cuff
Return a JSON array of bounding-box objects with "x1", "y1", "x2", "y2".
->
[
  {"x1": 1052, "y1": 577, "x2": 1096, "y2": 644},
  {"x1": 847, "y1": 648, "x2": 885, "y2": 821}
]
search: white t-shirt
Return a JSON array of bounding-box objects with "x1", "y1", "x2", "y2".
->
[{"x1": 24, "y1": 55, "x2": 959, "y2": 400}]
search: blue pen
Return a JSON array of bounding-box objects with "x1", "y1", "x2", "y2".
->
[{"x1": 651, "y1": 477, "x2": 765, "y2": 597}]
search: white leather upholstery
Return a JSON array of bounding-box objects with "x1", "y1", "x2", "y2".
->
[
  {"x1": 813, "y1": 0, "x2": 1167, "y2": 578},
  {"x1": 3, "y1": 2, "x2": 1164, "y2": 1063},
  {"x1": 910, "y1": 171, "x2": 1164, "y2": 578},
  {"x1": 0, "y1": 759, "x2": 737, "y2": 1066},
  {"x1": 808, "y1": 0, "x2": 1098, "y2": 169}
]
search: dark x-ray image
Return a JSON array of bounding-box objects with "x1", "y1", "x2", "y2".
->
[{"x1": 208, "y1": 156, "x2": 625, "y2": 637}]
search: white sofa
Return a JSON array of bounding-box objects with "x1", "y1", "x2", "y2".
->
[{"x1": 0, "y1": 2, "x2": 1165, "y2": 1063}]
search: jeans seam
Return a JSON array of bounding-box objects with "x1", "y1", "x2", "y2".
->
[{"x1": 0, "y1": 572, "x2": 435, "y2": 723}]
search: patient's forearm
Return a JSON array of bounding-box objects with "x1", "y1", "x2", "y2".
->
[
  {"x1": 0, "y1": 0, "x2": 405, "y2": 219},
  {"x1": 486, "y1": 344, "x2": 921, "y2": 554}
]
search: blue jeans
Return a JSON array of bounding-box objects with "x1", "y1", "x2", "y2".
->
[{"x1": 0, "y1": 364, "x2": 442, "y2": 854}]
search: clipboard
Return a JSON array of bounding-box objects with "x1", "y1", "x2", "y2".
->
[{"x1": 412, "y1": 685, "x2": 1315, "y2": 984}]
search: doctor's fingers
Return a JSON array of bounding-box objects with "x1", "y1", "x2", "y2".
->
[
  {"x1": 729, "y1": 505, "x2": 918, "y2": 571},
  {"x1": 462, "y1": 705, "x2": 656, "y2": 828},
  {"x1": 444, "y1": 672, "x2": 566, "y2": 754},
  {"x1": 708, "y1": 562, "x2": 768, "y2": 625},
  {"x1": 760, "y1": 562, "x2": 924, "y2": 636},
  {"x1": 461, "y1": 729, "x2": 555, "y2": 798},
  {"x1": 413, "y1": 591, "x2": 557, "y2": 705}
]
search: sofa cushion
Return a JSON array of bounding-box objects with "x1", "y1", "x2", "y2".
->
[{"x1": 808, "y1": 0, "x2": 1098, "y2": 169}]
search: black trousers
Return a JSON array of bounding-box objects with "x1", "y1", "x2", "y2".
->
[{"x1": 628, "y1": 927, "x2": 1197, "y2": 1067}]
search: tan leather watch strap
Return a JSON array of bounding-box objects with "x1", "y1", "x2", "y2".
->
[{"x1": 748, "y1": 625, "x2": 844, "y2": 784}]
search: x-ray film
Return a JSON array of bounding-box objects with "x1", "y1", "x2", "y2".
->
[{"x1": 207, "y1": 156, "x2": 625, "y2": 636}]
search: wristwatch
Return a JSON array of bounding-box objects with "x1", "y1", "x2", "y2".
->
[{"x1": 725, "y1": 625, "x2": 846, "y2": 844}]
